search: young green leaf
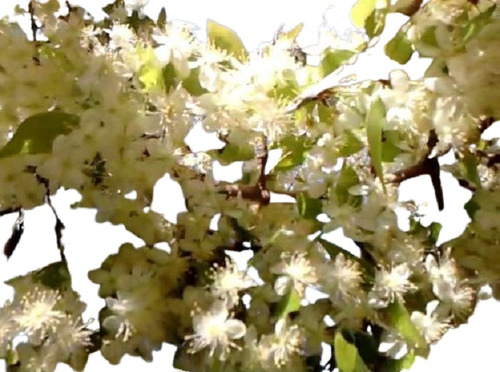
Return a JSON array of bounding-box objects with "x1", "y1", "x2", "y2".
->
[
  {"x1": 386, "y1": 300, "x2": 429, "y2": 357},
  {"x1": 207, "y1": 19, "x2": 249, "y2": 62},
  {"x1": 351, "y1": 0, "x2": 377, "y2": 28},
  {"x1": 0, "y1": 112, "x2": 80, "y2": 158},
  {"x1": 334, "y1": 332, "x2": 370, "y2": 372},
  {"x1": 366, "y1": 98, "x2": 386, "y2": 187},
  {"x1": 275, "y1": 288, "x2": 301, "y2": 319},
  {"x1": 296, "y1": 192, "x2": 323, "y2": 219},
  {"x1": 321, "y1": 49, "x2": 357, "y2": 77},
  {"x1": 385, "y1": 31, "x2": 414, "y2": 64}
]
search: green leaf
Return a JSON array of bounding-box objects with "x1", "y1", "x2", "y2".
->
[
  {"x1": 464, "y1": 198, "x2": 480, "y2": 220},
  {"x1": 162, "y1": 63, "x2": 178, "y2": 92},
  {"x1": 182, "y1": 67, "x2": 208, "y2": 96},
  {"x1": 385, "y1": 31, "x2": 414, "y2": 64},
  {"x1": 428, "y1": 222, "x2": 442, "y2": 245},
  {"x1": 334, "y1": 332, "x2": 370, "y2": 372},
  {"x1": 275, "y1": 288, "x2": 301, "y2": 319},
  {"x1": 297, "y1": 192, "x2": 322, "y2": 219},
  {"x1": 272, "y1": 135, "x2": 312, "y2": 172},
  {"x1": 281, "y1": 23, "x2": 304, "y2": 41},
  {"x1": 366, "y1": 98, "x2": 386, "y2": 187},
  {"x1": 33, "y1": 261, "x2": 72, "y2": 290},
  {"x1": 385, "y1": 352, "x2": 416, "y2": 371},
  {"x1": 0, "y1": 112, "x2": 80, "y2": 158},
  {"x1": 208, "y1": 142, "x2": 255, "y2": 165},
  {"x1": 386, "y1": 300, "x2": 429, "y2": 357},
  {"x1": 318, "y1": 238, "x2": 360, "y2": 263},
  {"x1": 336, "y1": 164, "x2": 360, "y2": 205},
  {"x1": 461, "y1": 152, "x2": 482, "y2": 189},
  {"x1": 157, "y1": 7, "x2": 167, "y2": 28},
  {"x1": 321, "y1": 49, "x2": 356, "y2": 77},
  {"x1": 382, "y1": 130, "x2": 403, "y2": 162},
  {"x1": 102, "y1": 0, "x2": 124, "y2": 15},
  {"x1": 339, "y1": 131, "x2": 364, "y2": 157},
  {"x1": 207, "y1": 19, "x2": 248, "y2": 62},
  {"x1": 420, "y1": 26, "x2": 438, "y2": 48},
  {"x1": 365, "y1": 8, "x2": 387, "y2": 38},
  {"x1": 351, "y1": 0, "x2": 377, "y2": 28},
  {"x1": 461, "y1": 5, "x2": 496, "y2": 43}
]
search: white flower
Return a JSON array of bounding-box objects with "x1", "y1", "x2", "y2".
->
[
  {"x1": 271, "y1": 251, "x2": 318, "y2": 296},
  {"x1": 259, "y1": 319, "x2": 305, "y2": 367},
  {"x1": 13, "y1": 288, "x2": 65, "y2": 344},
  {"x1": 425, "y1": 252, "x2": 475, "y2": 320},
  {"x1": 320, "y1": 253, "x2": 363, "y2": 304},
  {"x1": 186, "y1": 301, "x2": 246, "y2": 359},
  {"x1": 411, "y1": 308, "x2": 450, "y2": 343},
  {"x1": 210, "y1": 259, "x2": 255, "y2": 307},
  {"x1": 53, "y1": 316, "x2": 93, "y2": 360},
  {"x1": 369, "y1": 263, "x2": 417, "y2": 308}
]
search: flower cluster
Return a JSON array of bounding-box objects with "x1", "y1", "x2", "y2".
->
[{"x1": 0, "y1": 0, "x2": 498, "y2": 371}]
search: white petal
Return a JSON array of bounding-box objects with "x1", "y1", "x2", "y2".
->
[{"x1": 225, "y1": 319, "x2": 246, "y2": 339}]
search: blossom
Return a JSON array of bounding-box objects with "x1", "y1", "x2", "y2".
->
[
  {"x1": 271, "y1": 251, "x2": 318, "y2": 296},
  {"x1": 13, "y1": 288, "x2": 65, "y2": 344},
  {"x1": 319, "y1": 253, "x2": 364, "y2": 304},
  {"x1": 186, "y1": 301, "x2": 246, "y2": 359},
  {"x1": 209, "y1": 258, "x2": 255, "y2": 307},
  {"x1": 259, "y1": 319, "x2": 305, "y2": 367},
  {"x1": 368, "y1": 263, "x2": 417, "y2": 308},
  {"x1": 411, "y1": 307, "x2": 450, "y2": 343}
]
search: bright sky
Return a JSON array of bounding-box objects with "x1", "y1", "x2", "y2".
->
[{"x1": 0, "y1": 1, "x2": 499, "y2": 372}]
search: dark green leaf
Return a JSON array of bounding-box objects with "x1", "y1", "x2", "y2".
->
[
  {"x1": 32, "y1": 261, "x2": 72, "y2": 290},
  {"x1": 385, "y1": 31, "x2": 414, "y2": 64},
  {"x1": 102, "y1": 0, "x2": 124, "y2": 15},
  {"x1": 0, "y1": 112, "x2": 80, "y2": 158},
  {"x1": 157, "y1": 7, "x2": 167, "y2": 28},
  {"x1": 334, "y1": 332, "x2": 370, "y2": 372},
  {"x1": 162, "y1": 63, "x2": 177, "y2": 92},
  {"x1": 318, "y1": 238, "x2": 360, "y2": 263},
  {"x1": 296, "y1": 192, "x2": 323, "y2": 219},
  {"x1": 428, "y1": 222, "x2": 442, "y2": 245},
  {"x1": 365, "y1": 8, "x2": 387, "y2": 38},
  {"x1": 182, "y1": 67, "x2": 208, "y2": 96},
  {"x1": 464, "y1": 198, "x2": 480, "y2": 220},
  {"x1": 207, "y1": 19, "x2": 248, "y2": 62},
  {"x1": 385, "y1": 352, "x2": 416, "y2": 371}
]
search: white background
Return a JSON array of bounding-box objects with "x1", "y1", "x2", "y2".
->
[{"x1": 0, "y1": 1, "x2": 499, "y2": 371}]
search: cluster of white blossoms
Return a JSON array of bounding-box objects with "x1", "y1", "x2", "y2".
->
[
  {"x1": 0, "y1": 0, "x2": 498, "y2": 371},
  {"x1": 0, "y1": 264, "x2": 92, "y2": 371}
]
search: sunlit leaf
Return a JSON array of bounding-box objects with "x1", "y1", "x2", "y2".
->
[
  {"x1": 207, "y1": 19, "x2": 248, "y2": 62},
  {"x1": 0, "y1": 112, "x2": 80, "y2": 158},
  {"x1": 275, "y1": 288, "x2": 301, "y2": 319},
  {"x1": 321, "y1": 49, "x2": 357, "y2": 77},
  {"x1": 334, "y1": 332, "x2": 370, "y2": 372},
  {"x1": 272, "y1": 135, "x2": 313, "y2": 172},
  {"x1": 386, "y1": 300, "x2": 429, "y2": 357},
  {"x1": 366, "y1": 98, "x2": 386, "y2": 187},
  {"x1": 208, "y1": 143, "x2": 254, "y2": 165},
  {"x1": 281, "y1": 23, "x2": 304, "y2": 41},
  {"x1": 385, "y1": 31, "x2": 414, "y2": 64},
  {"x1": 365, "y1": 7, "x2": 387, "y2": 38},
  {"x1": 351, "y1": 0, "x2": 377, "y2": 28}
]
